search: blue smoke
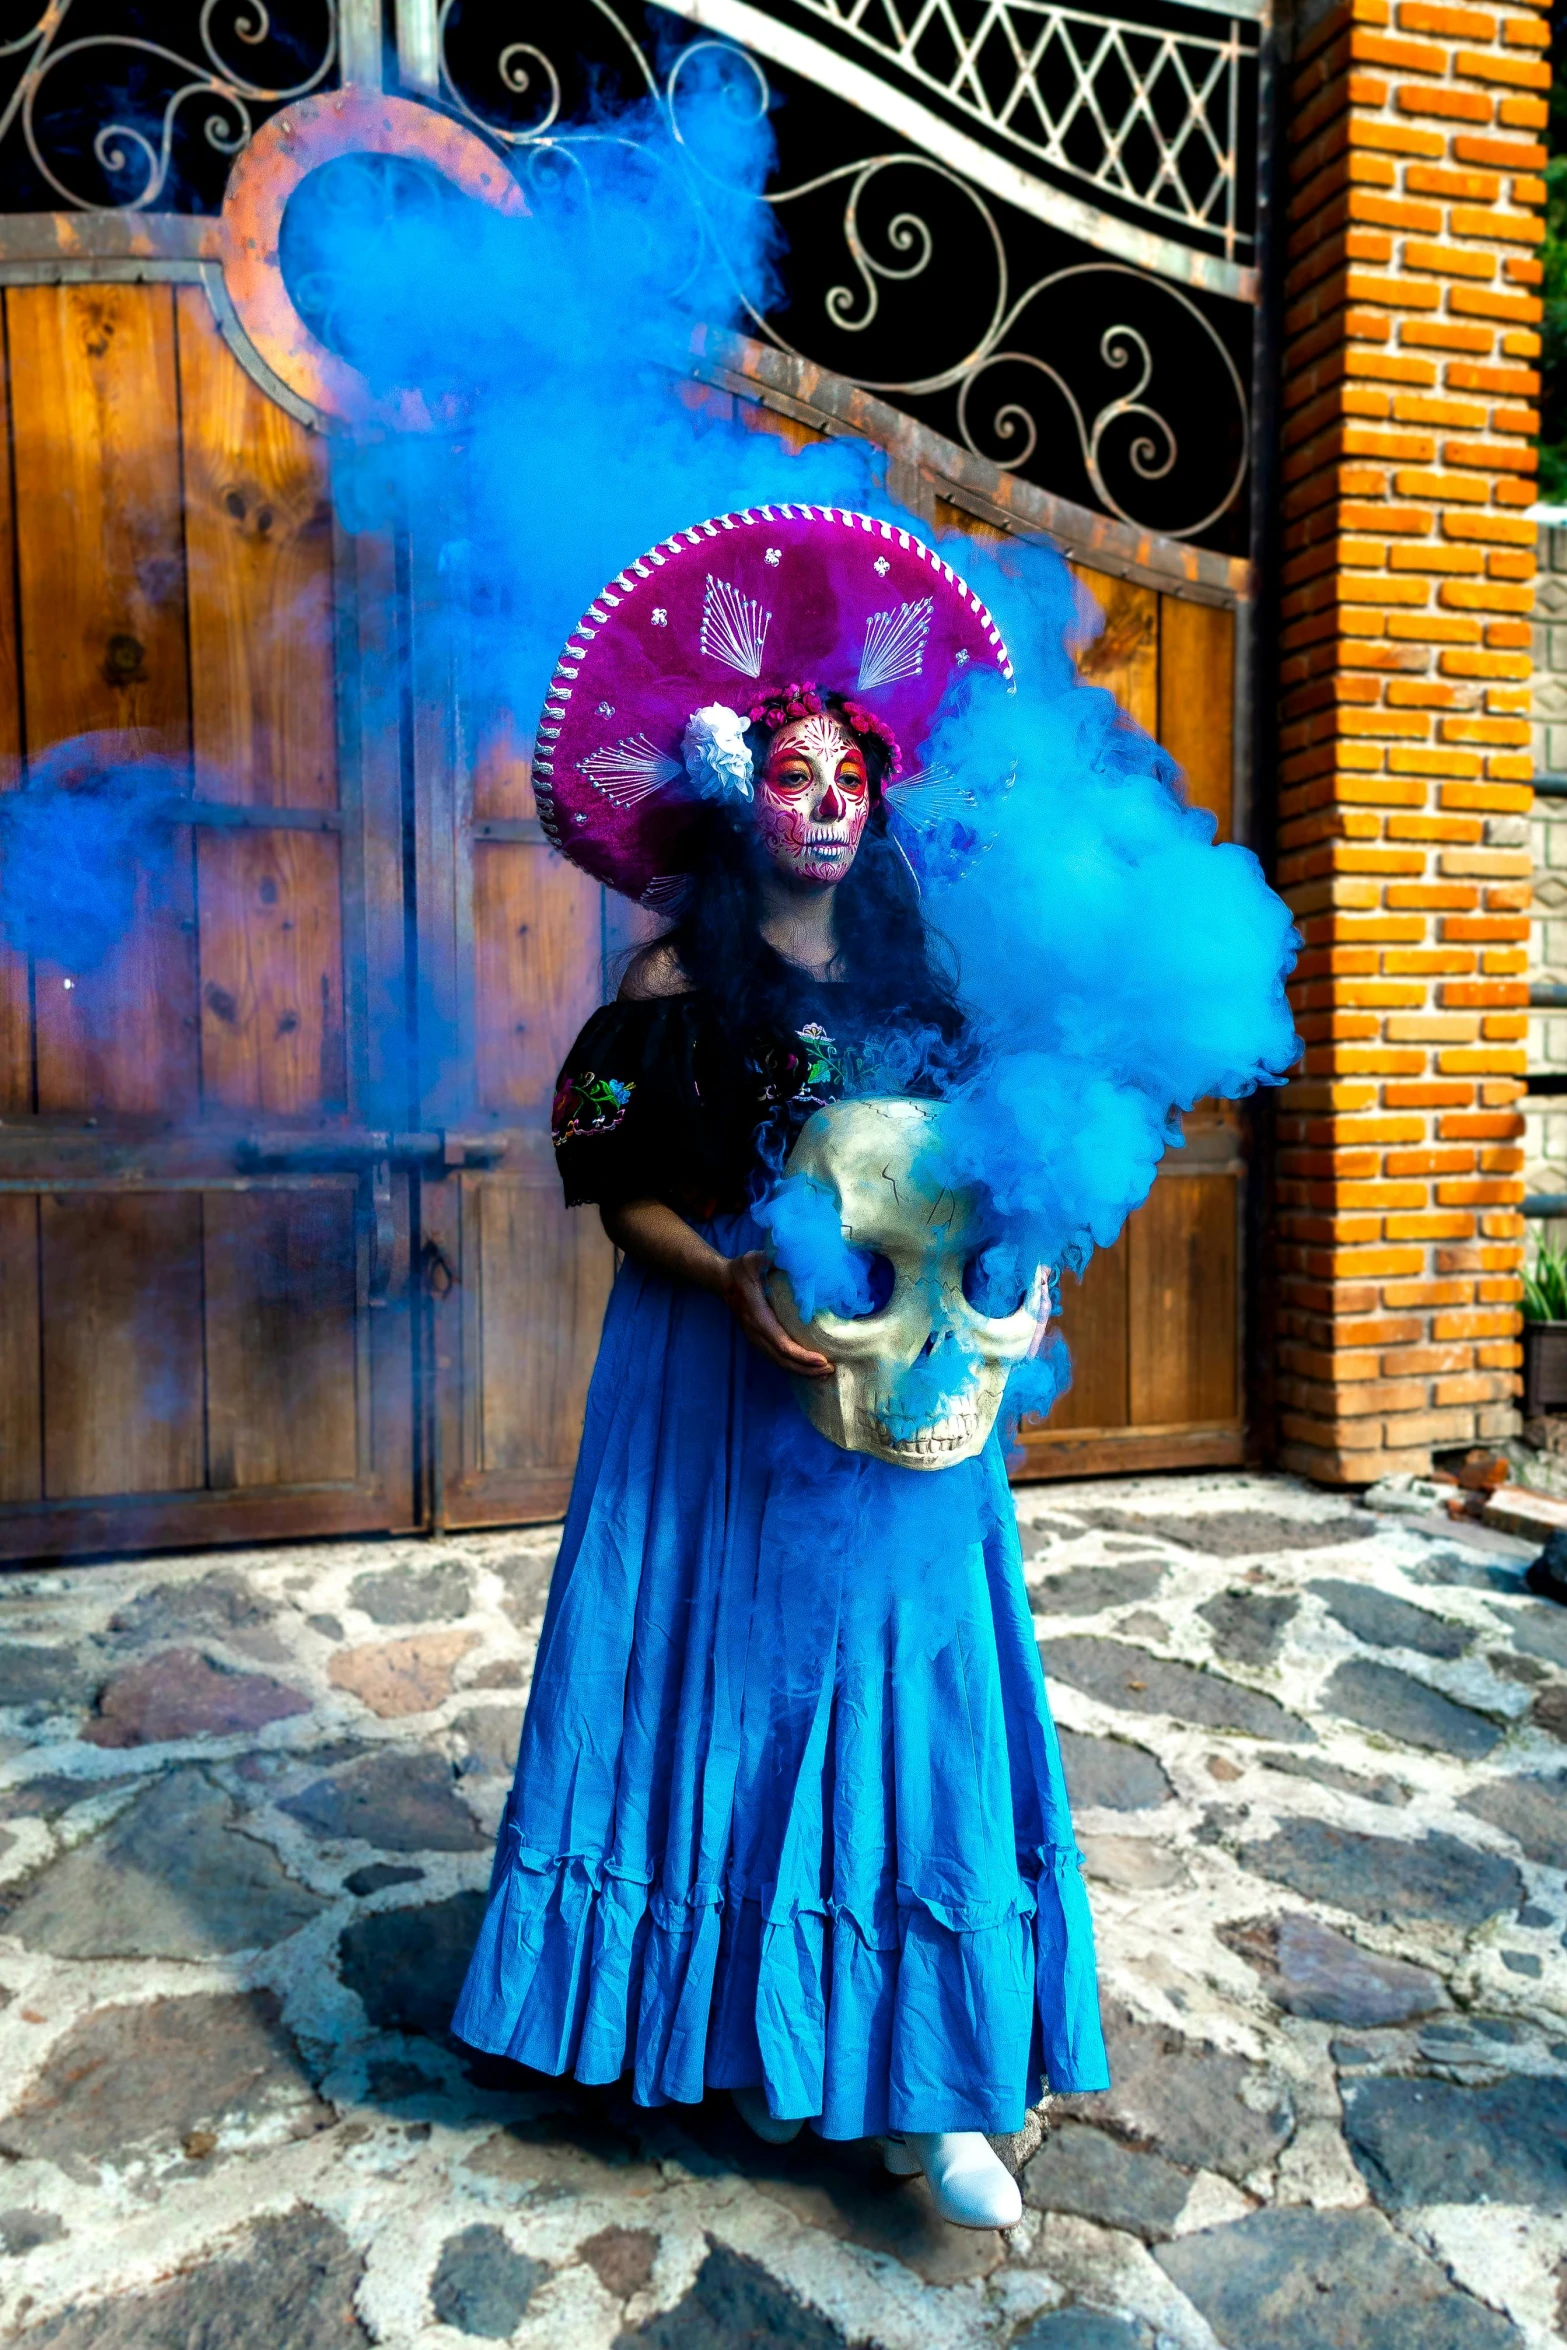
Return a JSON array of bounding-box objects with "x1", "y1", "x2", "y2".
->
[
  {"x1": 923, "y1": 566, "x2": 1300, "y2": 1270},
  {"x1": 754, "y1": 1172, "x2": 878, "y2": 1321},
  {"x1": 298, "y1": 49, "x2": 872, "y2": 730},
  {"x1": 0, "y1": 740, "x2": 186, "y2": 972},
  {"x1": 763, "y1": 547, "x2": 1300, "y2": 1433}
]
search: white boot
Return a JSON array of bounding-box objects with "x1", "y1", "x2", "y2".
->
[
  {"x1": 885, "y1": 2131, "x2": 1022, "y2": 2228},
  {"x1": 732, "y1": 2085, "x2": 805, "y2": 2145}
]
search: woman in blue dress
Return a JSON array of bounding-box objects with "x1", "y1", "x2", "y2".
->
[{"x1": 453, "y1": 505, "x2": 1108, "y2": 2229}]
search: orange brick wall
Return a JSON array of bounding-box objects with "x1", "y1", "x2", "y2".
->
[{"x1": 1275, "y1": 0, "x2": 1547, "y2": 1481}]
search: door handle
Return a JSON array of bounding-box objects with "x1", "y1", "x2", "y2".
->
[
  {"x1": 236, "y1": 1131, "x2": 507, "y2": 1304},
  {"x1": 422, "y1": 1238, "x2": 459, "y2": 1298}
]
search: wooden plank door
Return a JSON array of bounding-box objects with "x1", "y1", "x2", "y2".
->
[
  {"x1": 405, "y1": 530, "x2": 616, "y2": 1531},
  {"x1": 1011, "y1": 578, "x2": 1247, "y2": 1478},
  {"x1": 0, "y1": 283, "x2": 414, "y2": 1559}
]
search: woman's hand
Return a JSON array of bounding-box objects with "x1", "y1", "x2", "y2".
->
[
  {"x1": 599, "y1": 1202, "x2": 834, "y2": 1378},
  {"x1": 719, "y1": 1250, "x2": 834, "y2": 1378}
]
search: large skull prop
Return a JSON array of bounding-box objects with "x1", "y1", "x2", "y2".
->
[{"x1": 766, "y1": 1097, "x2": 1047, "y2": 1469}]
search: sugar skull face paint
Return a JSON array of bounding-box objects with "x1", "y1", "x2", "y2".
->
[{"x1": 756, "y1": 714, "x2": 870, "y2": 887}]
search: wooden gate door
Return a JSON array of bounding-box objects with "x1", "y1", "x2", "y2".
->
[
  {"x1": 0, "y1": 281, "x2": 1250, "y2": 1558},
  {"x1": 0, "y1": 79, "x2": 1256, "y2": 1557},
  {"x1": 403, "y1": 572, "x2": 616, "y2": 1533},
  {"x1": 1011, "y1": 572, "x2": 1248, "y2": 1479},
  {"x1": 0, "y1": 282, "x2": 416, "y2": 1559}
]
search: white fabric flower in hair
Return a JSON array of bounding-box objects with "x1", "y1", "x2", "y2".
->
[{"x1": 682, "y1": 703, "x2": 754, "y2": 803}]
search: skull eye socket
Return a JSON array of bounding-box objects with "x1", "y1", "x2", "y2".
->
[
  {"x1": 962, "y1": 1245, "x2": 1029, "y2": 1319},
  {"x1": 840, "y1": 1250, "x2": 896, "y2": 1317}
]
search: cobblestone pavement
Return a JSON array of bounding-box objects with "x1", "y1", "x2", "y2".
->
[{"x1": 0, "y1": 1470, "x2": 1564, "y2": 2350}]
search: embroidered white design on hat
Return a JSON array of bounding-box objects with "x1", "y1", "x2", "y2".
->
[
  {"x1": 884, "y1": 762, "x2": 978, "y2": 833},
  {"x1": 641, "y1": 874, "x2": 688, "y2": 911},
  {"x1": 578, "y1": 734, "x2": 683, "y2": 807},
  {"x1": 858, "y1": 596, "x2": 933, "y2": 691},
  {"x1": 701, "y1": 574, "x2": 771, "y2": 677},
  {"x1": 651, "y1": 607, "x2": 668, "y2": 625},
  {"x1": 874, "y1": 556, "x2": 890, "y2": 576},
  {"x1": 765, "y1": 547, "x2": 782, "y2": 566}
]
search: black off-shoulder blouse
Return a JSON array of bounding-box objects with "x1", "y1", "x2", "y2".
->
[{"x1": 551, "y1": 981, "x2": 863, "y2": 1220}]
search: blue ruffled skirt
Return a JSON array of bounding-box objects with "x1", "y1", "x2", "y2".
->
[{"x1": 452, "y1": 1212, "x2": 1108, "y2": 2135}]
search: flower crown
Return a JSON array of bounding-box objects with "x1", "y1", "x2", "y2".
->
[
  {"x1": 747, "y1": 683, "x2": 904, "y2": 785},
  {"x1": 680, "y1": 682, "x2": 905, "y2": 806}
]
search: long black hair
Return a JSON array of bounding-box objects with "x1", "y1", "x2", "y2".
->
[{"x1": 647, "y1": 697, "x2": 965, "y2": 1047}]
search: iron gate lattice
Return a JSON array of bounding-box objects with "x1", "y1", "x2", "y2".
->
[{"x1": 784, "y1": 0, "x2": 1258, "y2": 262}]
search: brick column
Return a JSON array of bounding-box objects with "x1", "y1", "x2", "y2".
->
[{"x1": 1273, "y1": 0, "x2": 1549, "y2": 1481}]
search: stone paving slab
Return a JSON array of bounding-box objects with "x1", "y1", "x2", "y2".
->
[{"x1": 0, "y1": 1472, "x2": 1564, "y2": 2348}]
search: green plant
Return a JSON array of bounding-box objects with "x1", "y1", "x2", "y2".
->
[{"x1": 1523, "y1": 1238, "x2": 1567, "y2": 1321}]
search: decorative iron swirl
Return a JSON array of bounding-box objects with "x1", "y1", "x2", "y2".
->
[
  {"x1": 0, "y1": 0, "x2": 334, "y2": 211},
  {"x1": 437, "y1": 0, "x2": 564, "y2": 142},
  {"x1": 435, "y1": 18, "x2": 1246, "y2": 537},
  {"x1": 665, "y1": 42, "x2": 1247, "y2": 538},
  {"x1": 0, "y1": 1, "x2": 1250, "y2": 544},
  {"x1": 826, "y1": 177, "x2": 933, "y2": 335},
  {"x1": 955, "y1": 266, "x2": 1247, "y2": 538},
  {"x1": 436, "y1": 0, "x2": 653, "y2": 142},
  {"x1": 667, "y1": 41, "x2": 1008, "y2": 399}
]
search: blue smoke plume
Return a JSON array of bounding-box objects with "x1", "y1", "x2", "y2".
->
[
  {"x1": 0, "y1": 739, "x2": 187, "y2": 973},
  {"x1": 924, "y1": 573, "x2": 1300, "y2": 1256},
  {"x1": 761, "y1": 550, "x2": 1300, "y2": 1430},
  {"x1": 304, "y1": 49, "x2": 874, "y2": 731},
  {"x1": 754, "y1": 1172, "x2": 878, "y2": 1322}
]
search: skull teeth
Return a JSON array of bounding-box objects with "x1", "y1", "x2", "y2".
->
[{"x1": 873, "y1": 1412, "x2": 980, "y2": 1460}]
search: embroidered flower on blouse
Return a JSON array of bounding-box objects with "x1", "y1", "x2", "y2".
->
[
  {"x1": 682, "y1": 703, "x2": 755, "y2": 802},
  {"x1": 794, "y1": 1022, "x2": 842, "y2": 1095},
  {"x1": 750, "y1": 1022, "x2": 854, "y2": 1109},
  {"x1": 552, "y1": 1069, "x2": 635, "y2": 1145}
]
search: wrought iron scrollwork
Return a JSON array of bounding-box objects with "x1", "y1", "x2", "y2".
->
[
  {"x1": 0, "y1": 0, "x2": 1252, "y2": 547},
  {"x1": 666, "y1": 44, "x2": 1009, "y2": 394},
  {"x1": 0, "y1": 1, "x2": 335, "y2": 213},
  {"x1": 955, "y1": 268, "x2": 1248, "y2": 539},
  {"x1": 424, "y1": 14, "x2": 1248, "y2": 541},
  {"x1": 436, "y1": 0, "x2": 654, "y2": 140},
  {"x1": 777, "y1": 0, "x2": 1258, "y2": 265},
  {"x1": 437, "y1": 0, "x2": 565, "y2": 142},
  {"x1": 664, "y1": 38, "x2": 1248, "y2": 541}
]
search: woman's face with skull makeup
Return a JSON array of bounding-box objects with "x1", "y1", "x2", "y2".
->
[{"x1": 755, "y1": 713, "x2": 870, "y2": 887}]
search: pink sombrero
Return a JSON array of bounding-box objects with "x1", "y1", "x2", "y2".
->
[{"x1": 533, "y1": 505, "x2": 1013, "y2": 907}]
